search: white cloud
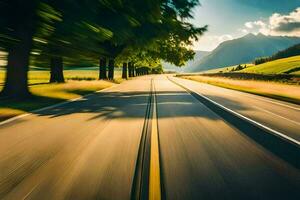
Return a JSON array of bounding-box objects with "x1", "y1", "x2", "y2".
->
[
  {"x1": 245, "y1": 22, "x2": 253, "y2": 29},
  {"x1": 254, "y1": 20, "x2": 266, "y2": 27},
  {"x1": 244, "y1": 20, "x2": 266, "y2": 31},
  {"x1": 244, "y1": 8, "x2": 300, "y2": 37},
  {"x1": 193, "y1": 34, "x2": 233, "y2": 51},
  {"x1": 239, "y1": 28, "x2": 249, "y2": 34}
]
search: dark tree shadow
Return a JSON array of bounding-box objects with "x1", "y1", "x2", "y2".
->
[{"x1": 0, "y1": 88, "x2": 252, "y2": 124}]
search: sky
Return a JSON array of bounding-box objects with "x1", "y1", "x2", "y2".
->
[{"x1": 192, "y1": 0, "x2": 300, "y2": 51}]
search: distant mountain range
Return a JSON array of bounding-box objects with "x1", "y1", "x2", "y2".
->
[
  {"x1": 163, "y1": 50, "x2": 210, "y2": 72},
  {"x1": 186, "y1": 33, "x2": 300, "y2": 72}
]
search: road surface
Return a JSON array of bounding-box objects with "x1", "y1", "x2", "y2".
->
[
  {"x1": 171, "y1": 76, "x2": 300, "y2": 142},
  {"x1": 0, "y1": 75, "x2": 299, "y2": 200}
]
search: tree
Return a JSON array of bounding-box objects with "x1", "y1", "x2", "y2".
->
[
  {"x1": 34, "y1": 1, "x2": 113, "y2": 82},
  {"x1": 0, "y1": 1, "x2": 60, "y2": 98},
  {"x1": 0, "y1": 0, "x2": 206, "y2": 99},
  {"x1": 118, "y1": 0, "x2": 207, "y2": 74}
]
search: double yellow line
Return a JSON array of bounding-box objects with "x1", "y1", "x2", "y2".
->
[{"x1": 149, "y1": 82, "x2": 161, "y2": 200}]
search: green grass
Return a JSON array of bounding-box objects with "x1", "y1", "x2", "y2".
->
[
  {"x1": 241, "y1": 55, "x2": 300, "y2": 75},
  {"x1": 201, "y1": 64, "x2": 253, "y2": 74},
  {"x1": 200, "y1": 55, "x2": 300, "y2": 75},
  {"x1": 0, "y1": 69, "x2": 123, "y2": 121},
  {"x1": 0, "y1": 69, "x2": 122, "y2": 85}
]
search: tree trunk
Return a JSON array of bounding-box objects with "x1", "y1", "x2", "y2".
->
[
  {"x1": 133, "y1": 65, "x2": 136, "y2": 77},
  {"x1": 129, "y1": 62, "x2": 135, "y2": 77},
  {"x1": 99, "y1": 57, "x2": 107, "y2": 80},
  {"x1": 128, "y1": 62, "x2": 132, "y2": 77},
  {"x1": 0, "y1": 2, "x2": 38, "y2": 99},
  {"x1": 122, "y1": 62, "x2": 128, "y2": 79},
  {"x1": 1, "y1": 32, "x2": 32, "y2": 98},
  {"x1": 50, "y1": 56, "x2": 65, "y2": 83},
  {"x1": 108, "y1": 59, "x2": 114, "y2": 80}
]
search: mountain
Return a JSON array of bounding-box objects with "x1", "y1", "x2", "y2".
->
[
  {"x1": 163, "y1": 50, "x2": 210, "y2": 72},
  {"x1": 187, "y1": 33, "x2": 300, "y2": 72}
]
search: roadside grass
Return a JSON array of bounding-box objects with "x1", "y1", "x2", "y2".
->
[
  {"x1": 241, "y1": 55, "x2": 300, "y2": 75},
  {"x1": 187, "y1": 56, "x2": 300, "y2": 87},
  {"x1": 180, "y1": 75, "x2": 300, "y2": 105},
  {"x1": 0, "y1": 69, "x2": 123, "y2": 121},
  {"x1": 192, "y1": 72, "x2": 300, "y2": 84}
]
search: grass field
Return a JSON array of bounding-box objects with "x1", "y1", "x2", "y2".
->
[
  {"x1": 0, "y1": 69, "x2": 123, "y2": 121},
  {"x1": 199, "y1": 56, "x2": 300, "y2": 75},
  {"x1": 0, "y1": 69, "x2": 123, "y2": 84},
  {"x1": 181, "y1": 75, "x2": 300, "y2": 105},
  {"x1": 202, "y1": 64, "x2": 254, "y2": 74},
  {"x1": 241, "y1": 55, "x2": 300, "y2": 75}
]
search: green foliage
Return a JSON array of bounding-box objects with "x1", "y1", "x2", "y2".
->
[
  {"x1": 112, "y1": 0, "x2": 207, "y2": 68},
  {"x1": 231, "y1": 64, "x2": 247, "y2": 72},
  {"x1": 0, "y1": 0, "x2": 206, "y2": 97},
  {"x1": 1, "y1": 0, "x2": 206, "y2": 68},
  {"x1": 254, "y1": 43, "x2": 300, "y2": 65}
]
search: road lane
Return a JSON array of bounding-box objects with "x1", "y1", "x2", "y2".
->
[
  {"x1": 171, "y1": 76, "x2": 300, "y2": 142},
  {"x1": 0, "y1": 76, "x2": 152, "y2": 200},
  {"x1": 155, "y1": 75, "x2": 300, "y2": 200}
]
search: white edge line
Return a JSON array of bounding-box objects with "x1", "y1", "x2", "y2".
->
[
  {"x1": 0, "y1": 83, "x2": 119, "y2": 126},
  {"x1": 243, "y1": 93, "x2": 300, "y2": 111},
  {"x1": 178, "y1": 75, "x2": 300, "y2": 111},
  {"x1": 170, "y1": 77, "x2": 300, "y2": 147},
  {"x1": 252, "y1": 105, "x2": 300, "y2": 126}
]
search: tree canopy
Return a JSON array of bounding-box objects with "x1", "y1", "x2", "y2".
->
[{"x1": 0, "y1": 0, "x2": 206, "y2": 98}]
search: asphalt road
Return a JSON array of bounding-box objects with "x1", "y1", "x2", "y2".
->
[
  {"x1": 171, "y1": 76, "x2": 300, "y2": 142},
  {"x1": 0, "y1": 77, "x2": 152, "y2": 200},
  {"x1": 0, "y1": 75, "x2": 299, "y2": 200},
  {"x1": 156, "y1": 75, "x2": 300, "y2": 199}
]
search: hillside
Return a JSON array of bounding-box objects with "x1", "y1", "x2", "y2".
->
[
  {"x1": 187, "y1": 33, "x2": 300, "y2": 72},
  {"x1": 163, "y1": 50, "x2": 210, "y2": 72},
  {"x1": 254, "y1": 43, "x2": 300, "y2": 65},
  {"x1": 242, "y1": 55, "x2": 300, "y2": 75},
  {"x1": 200, "y1": 64, "x2": 254, "y2": 74}
]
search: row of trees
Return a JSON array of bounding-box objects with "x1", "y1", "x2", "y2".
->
[
  {"x1": 254, "y1": 43, "x2": 300, "y2": 65},
  {"x1": 230, "y1": 64, "x2": 247, "y2": 72},
  {"x1": 0, "y1": 0, "x2": 207, "y2": 99}
]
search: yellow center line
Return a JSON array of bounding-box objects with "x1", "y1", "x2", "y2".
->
[{"x1": 149, "y1": 81, "x2": 161, "y2": 200}]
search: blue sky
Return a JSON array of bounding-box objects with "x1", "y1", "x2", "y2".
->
[{"x1": 192, "y1": 0, "x2": 300, "y2": 51}]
